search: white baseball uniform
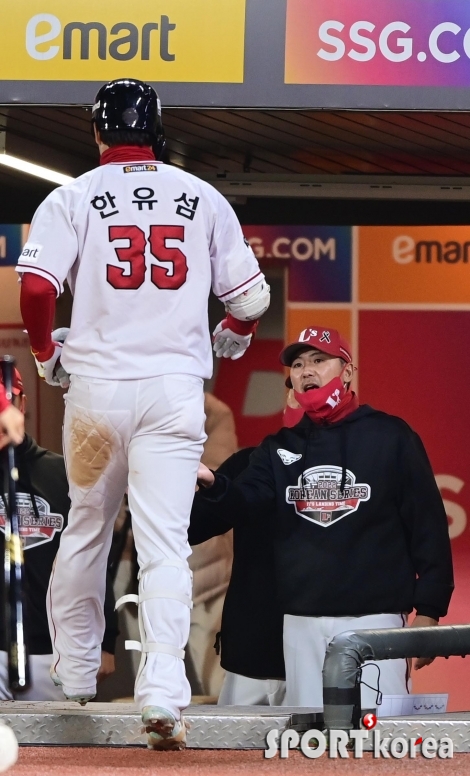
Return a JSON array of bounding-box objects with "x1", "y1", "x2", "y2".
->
[
  {"x1": 16, "y1": 158, "x2": 264, "y2": 715},
  {"x1": 283, "y1": 613, "x2": 410, "y2": 710},
  {"x1": 218, "y1": 673, "x2": 286, "y2": 706}
]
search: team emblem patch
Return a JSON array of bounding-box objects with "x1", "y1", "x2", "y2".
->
[
  {"x1": 286, "y1": 465, "x2": 371, "y2": 526},
  {"x1": 0, "y1": 493, "x2": 64, "y2": 549},
  {"x1": 277, "y1": 449, "x2": 302, "y2": 465}
]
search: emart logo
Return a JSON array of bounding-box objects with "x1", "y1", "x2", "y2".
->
[
  {"x1": 392, "y1": 235, "x2": 470, "y2": 265},
  {"x1": 264, "y1": 722, "x2": 454, "y2": 760},
  {"x1": 26, "y1": 14, "x2": 177, "y2": 62},
  {"x1": 14, "y1": 3, "x2": 246, "y2": 84}
]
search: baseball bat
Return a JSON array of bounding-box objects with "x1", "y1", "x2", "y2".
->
[{"x1": 1, "y1": 356, "x2": 30, "y2": 692}]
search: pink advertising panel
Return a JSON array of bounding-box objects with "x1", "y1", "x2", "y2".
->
[{"x1": 286, "y1": 0, "x2": 470, "y2": 86}]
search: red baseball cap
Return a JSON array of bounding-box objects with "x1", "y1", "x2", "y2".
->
[
  {"x1": 0, "y1": 366, "x2": 24, "y2": 396},
  {"x1": 280, "y1": 327, "x2": 353, "y2": 366}
]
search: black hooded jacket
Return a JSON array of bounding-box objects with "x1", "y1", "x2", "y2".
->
[
  {"x1": 197, "y1": 406, "x2": 454, "y2": 620},
  {"x1": 0, "y1": 435, "x2": 118, "y2": 655},
  {"x1": 189, "y1": 448, "x2": 285, "y2": 680}
]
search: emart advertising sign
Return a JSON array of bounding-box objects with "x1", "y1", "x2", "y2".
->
[
  {"x1": 0, "y1": 0, "x2": 246, "y2": 82},
  {"x1": 359, "y1": 226, "x2": 470, "y2": 303},
  {"x1": 3, "y1": 0, "x2": 470, "y2": 108}
]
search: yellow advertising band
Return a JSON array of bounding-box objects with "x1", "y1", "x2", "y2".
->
[{"x1": 1, "y1": 0, "x2": 246, "y2": 82}]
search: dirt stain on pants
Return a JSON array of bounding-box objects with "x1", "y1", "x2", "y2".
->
[{"x1": 68, "y1": 417, "x2": 114, "y2": 489}]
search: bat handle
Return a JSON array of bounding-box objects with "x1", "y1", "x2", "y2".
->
[{"x1": 0, "y1": 356, "x2": 15, "y2": 404}]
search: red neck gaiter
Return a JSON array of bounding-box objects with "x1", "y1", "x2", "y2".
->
[
  {"x1": 294, "y1": 377, "x2": 359, "y2": 424},
  {"x1": 100, "y1": 146, "x2": 156, "y2": 165}
]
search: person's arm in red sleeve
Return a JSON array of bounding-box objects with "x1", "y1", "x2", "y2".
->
[
  {"x1": 20, "y1": 273, "x2": 57, "y2": 361},
  {"x1": 20, "y1": 274, "x2": 69, "y2": 388}
]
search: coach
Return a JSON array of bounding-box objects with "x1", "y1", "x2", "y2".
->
[{"x1": 196, "y1": 326, "x2": 454, "y2": 710}]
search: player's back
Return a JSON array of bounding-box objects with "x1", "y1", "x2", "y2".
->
[{"x1": 18, "y1": 160, "x2": 261, "y2": 380}]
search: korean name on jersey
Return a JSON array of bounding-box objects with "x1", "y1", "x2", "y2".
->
[{"x1": 16, "y1": 162, "x2": 263, "y2": 380}]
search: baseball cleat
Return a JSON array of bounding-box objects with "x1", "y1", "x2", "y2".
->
[
  {"x1": 142, "y1": 706, "x2": 188, "y2": 750},
  {"x1": 50, "y1": 668, "x2": 96, "y2": 705}
]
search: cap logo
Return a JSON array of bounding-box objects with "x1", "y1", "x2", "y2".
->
[
  {"x1": 319, "y1": 331, "x2": 331, "y2": 344},
  {"x1": 299, "y1": 328, "x2": 318, "y2": 342}
]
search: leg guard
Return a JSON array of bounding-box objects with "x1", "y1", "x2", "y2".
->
[{"x1": 115, "y1": 557, "x2": 193, "y2": 716}]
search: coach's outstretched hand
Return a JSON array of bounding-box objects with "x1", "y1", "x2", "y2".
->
[
  {"x1": 0, "y1": 404, "x2": 25, "y2": 448},
  {"x1": 197, "y1": 462, "x2": 215, "y2": 489}
]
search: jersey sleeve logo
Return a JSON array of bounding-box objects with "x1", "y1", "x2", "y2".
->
[
  {"x1": 286, "y1": 465, "x2": 371, "y2": 526},
  {"x1": 277, "y1": 448, "x2": 302, "y2": 465},
  {"x1": 19, "y1": 243, "x2": 43, "y2": 263},
  {"x1": 0, "y1": 493, "x2": 64, "y2": 548}
]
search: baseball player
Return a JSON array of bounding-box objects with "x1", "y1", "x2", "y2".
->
[
  {"x1": 0, "y1": 383, "x2": 24, "y2": 449},
  {"x1": 17, "y1": 78, "x2": 269, "y2": 749},
  {"x1": 197, "y1": 326, "x2": 454, "y2": 711},
  {"x1": 0, "y1": 367, "x2": 118, "y2": 700}
]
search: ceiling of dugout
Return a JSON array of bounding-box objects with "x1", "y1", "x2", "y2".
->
[{"x1": 1, "y1": 105, "x2": 470, "y2": 219}]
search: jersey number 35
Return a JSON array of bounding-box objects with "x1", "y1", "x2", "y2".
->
[{"x1": 107, "y1": 225, "x2": 188, "y2": 291}]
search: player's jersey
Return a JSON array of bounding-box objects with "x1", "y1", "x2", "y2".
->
[{"x1": 16, "y1": 159, "x2": 263, "y2": 380}]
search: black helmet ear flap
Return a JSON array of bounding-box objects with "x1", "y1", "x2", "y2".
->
[
  {"x1": 285, "y1": 376, "x2": 293, "y2": 389},
  {"x1": 153, "y1": 132, "x2": 166, "y2": 161}
]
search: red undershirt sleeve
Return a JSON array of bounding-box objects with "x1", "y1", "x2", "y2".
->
[
  {"x1": 20, "y1": 273, "x2": 57, "y2": 361},
  {"x1": 225, "y1": 313, "x2": 259, "y2": 335}
]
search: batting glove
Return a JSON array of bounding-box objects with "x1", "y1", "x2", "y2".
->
[
  {"x1": 52, "y1": 327, "x2": 70, "y2": 346},
  {"x1": 212, "y1": 315, "x2": 258, "y2": 360},
  {"x1": 34, "y1": 327, "x2": 70, "y2": 388}
]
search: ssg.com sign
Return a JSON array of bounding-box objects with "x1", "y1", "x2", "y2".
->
[
  {"x1": 243, "y1": 225, "x2": 352, "y2": 303},
  {"x1": 286, "y1": 0, "x2": 470, "y2": 87},
  {"x1": 249, "y1": 235, "x2": 336, "y2": 262},
  {"x1": 0, "y1": 0, "x2": 246, "y2": 82}
]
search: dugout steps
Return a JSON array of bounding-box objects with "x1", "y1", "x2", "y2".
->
[{"x1": 1, "y1": 702, "x2": 470, "y2": 750}]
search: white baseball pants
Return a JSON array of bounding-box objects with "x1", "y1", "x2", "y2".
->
[
  {"x1": 283, "y1": 613, "x2": 410, "y2": 710},
  {"x1": 47, "y1": 374, "x2": 206, "y2": 718},
  {"x1": 218, "y1": 671, "x2": 286, "y2": 706},
  {"x1": 0, "y1": 652, "x2": 64, "y2": 701}
]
